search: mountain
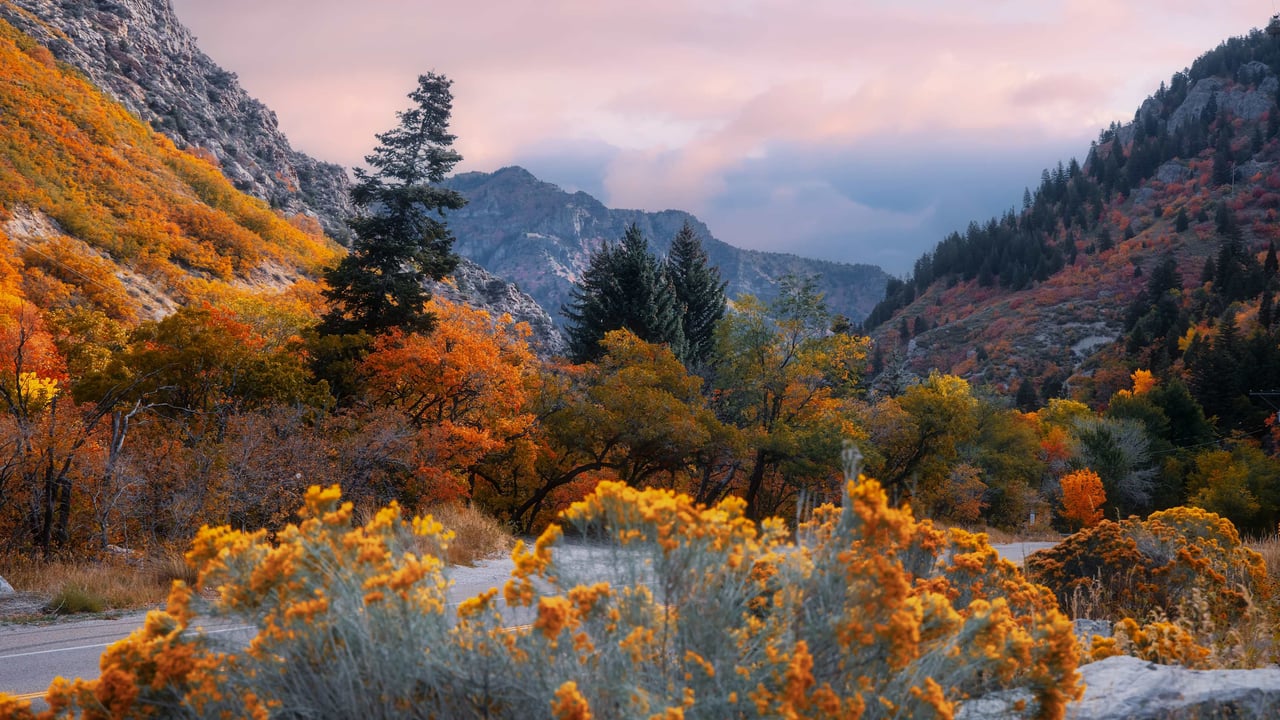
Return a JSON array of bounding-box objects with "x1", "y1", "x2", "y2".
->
[
  {"x1": 864, "y1": 28, "x2": 1280, "y2": 414},
  {"x1": 0, "y1": 0, "x2": 565, "y2": 353},
  {"x1": 0, "y1": 11, "x2": 337, "y2": 320},
  {"x1": 445, "y1": 166, "x2": 890, "y2": 326},
  {"x1": 0, "y1": 0, "x2": 353, "y2": 243}
]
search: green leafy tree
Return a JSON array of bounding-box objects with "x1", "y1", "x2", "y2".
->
[
  {"x1": 321, "y1": 73, "x2": 466, "y2": 336},
  {"x1": 564, "y1": 224, "x2": 684, "y2": 363},
  {"x1": 859, "y1": 371, "x2": 980, "y2": 517},
  {"x1": 665, "y1": 222, "x2": 726, "y2": 368},
  {"x1": 712, "y1": 277, "x2": 870, "y2": 520}
]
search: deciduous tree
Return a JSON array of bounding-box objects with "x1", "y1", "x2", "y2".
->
[{"x1": 1059, "y1": 468, "x2": 1105, "y2": 529}]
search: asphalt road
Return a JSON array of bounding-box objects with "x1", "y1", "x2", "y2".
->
[
  {"x1": 0, "y1": 541, "x2": 1056, "y2": 707},
  {"x1": 0, "y1": 613, "x2": 253, "y2": 705}
]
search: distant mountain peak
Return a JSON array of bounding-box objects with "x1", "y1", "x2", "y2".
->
[
  {"x1": 865, "y1": 26, "x2": 1280, "y2": 402},
  {"x1": 443, "y1": 168, "x2": 890, "y2": 328},
  {"x1": 1, "y1": 0, "x2": 569, "y2": 354}
]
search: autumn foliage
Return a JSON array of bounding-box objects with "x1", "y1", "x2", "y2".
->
[
  {"x1": 1027, "y1": 506, "x2": 1270, "y2": 647},
  {"x1": 0, "y1": 15, "x2": 338, "y2": 320},
  {"x1": 1, "y1": 467, "x2": 1081, "y2": 719},
  {"x1": 1058, "y1": 469, "x2": 1105, "y2": 530}
]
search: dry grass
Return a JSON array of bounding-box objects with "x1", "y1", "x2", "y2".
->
[
  {"x1": 0, "y1": 552, "x2": 178, "y2": 616},
  {"x1": 424, "y1": 503, "x2": 514, "y2": 567},
  {"x1": 0, "y1": 506, "x2": 513, "y2": 618},
  {"x1": 1247, "y1": 534, "x2": 1280, "y2": 582}
]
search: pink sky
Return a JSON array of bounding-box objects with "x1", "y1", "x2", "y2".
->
[{"x1": 170, "y1": 0, "x2": 1272, "y2": 273}]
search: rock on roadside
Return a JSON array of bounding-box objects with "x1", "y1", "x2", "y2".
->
[
  {"x1": 959, "y1": 655, "x2": 1280, "y2": 719},
  {"x1": 0, "y1": 574, "x2": 12, "y2": 595},
  {"x1": 1069, "y1": 655, "x2": 1280, "y2": 719}
]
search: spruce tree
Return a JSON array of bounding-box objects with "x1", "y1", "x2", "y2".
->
[
  {"x1": 564, "y1": 224, "x2": 684, "y2": 363},
  {"x1": 666, "y1": 222, "x2": 727, "y2": 367},
  {"x1": 321, "y1": 73, "x2": 465, "y2": 336}
]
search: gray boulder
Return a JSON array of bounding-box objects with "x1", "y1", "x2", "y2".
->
[
  {"x1": 1068, "y1": 656, "x2": 1280, "y2": 719},
  {"x1": 959, "y1": 656, "x2": 1280, "y2": 719},
  {"x1": 0, "y1": 574, "x2": 13, "y2": 595}
]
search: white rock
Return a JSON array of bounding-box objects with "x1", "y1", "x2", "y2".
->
[
  {"x1": 1069, "y1": 655, "x2": 1280, "y2": 719},
  {"x1": 959, "y1": 656, "x2": 1280, "y2": 719},
  {"x1": 0, "y1": 574, "x2": 13, "y2": 595}
]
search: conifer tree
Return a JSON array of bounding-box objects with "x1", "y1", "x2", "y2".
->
[
  {"x1": 321, "y1": 73, "x2": 466, "y2": 336},
  {"x1": 564, "y1": 224, "x2": 684, "y2": 363},
  {"x1": 666, "y1": 222, "x2": 726, "y2": 368}
]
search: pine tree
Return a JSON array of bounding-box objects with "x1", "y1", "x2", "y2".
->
[
  {"x1": 1175, "y1": 208, "x2": 1190, "y2": 232},
  {"x1": 321, "y1": 73, "x2": 465, "y2": 336},
  {"x1": 666, "y1": 222, "x2": 727, "y2": 368},
  {"x1": 564, "y1": 224, "x2": 684, "y2": 363}
]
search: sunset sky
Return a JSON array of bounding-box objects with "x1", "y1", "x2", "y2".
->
[{"x1": 170, "y1": 1, "x2": 1270, "y2": 274}]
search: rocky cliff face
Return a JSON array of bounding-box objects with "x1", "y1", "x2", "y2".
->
[
  {"x1": 0, "y1": 0, "x2": 354, "y2": 242},
  {"x1": 430, "y1": 258, "x2": 568, "y2": 357},
  {"x1": 2, "y1": 0, "x2": 567, "y2": 353},
  {"x1": 446, "y1": 166, "x2": 890, "y2": 326}
]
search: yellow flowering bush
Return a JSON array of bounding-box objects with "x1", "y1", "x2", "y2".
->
[
  {"x1": 6, "y1": 460, "x2": 1081, "y2": 719},
  {"x1": 1088, "y1": 618, "x2": 1212, "y2": 668},
  {"x1": 1029, "y1": 505, "x2": 1275, "y2": 667},
  {"x1": 1027, "y1": 506, "x2": 1268, "y2": 628}
]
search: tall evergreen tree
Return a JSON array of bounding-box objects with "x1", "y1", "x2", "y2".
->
[
  {"x1": 321, "y1": 73, "x2": 465, "y2": 336},
  {"x1": 564, "y1": 224, "x2": 684, "y2": 363},
  {"x1": 666, "y1": 222, "x2": 727, "y2": 368}
]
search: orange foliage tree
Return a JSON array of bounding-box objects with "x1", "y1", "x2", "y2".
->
[
  {"x1": 360, "y1": 299, "x2": 538, "y2": 507},
  {"x1": 472, "y1": 330, "x2": 724, "y2": 533},
  {"x1": 1058, "y1": 468, "x2": 1105, "y2": 530}
]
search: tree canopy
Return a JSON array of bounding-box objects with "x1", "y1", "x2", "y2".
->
[
  {"x1": 321, "y1": 73, "x2": 466, "y2": 337},
  {"x1": 564, "y1": 224, "x2": 684, "y2": 363}
]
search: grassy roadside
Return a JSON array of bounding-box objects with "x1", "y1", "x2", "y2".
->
[{"x1": 0, "y1": 503, "x2": 513, "y2": 622}]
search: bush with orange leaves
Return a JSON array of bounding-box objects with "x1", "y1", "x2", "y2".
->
[
  {"x1": 3, "y1": 454, "x2": 1081, "y2": 719},
  {"x1": 1028, "y1": 506, "x2": 1274, "y2": 666}
]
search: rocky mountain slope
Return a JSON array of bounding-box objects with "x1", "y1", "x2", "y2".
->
[
  {"x1": 0, "y1": 0, "x2": 565, "y2": 352},
  {"x1": 0, "y1": 0, "x2": 353, "y2": 242},
  {"x1": 0, "y1": 13, "x2": 339, "y2": 321},
  {"x1": 866, "y1": 29, "x2": 1280, "y2": 405},
  {"x1": 446, "y1": 166, "x2": 890, "y2": 326}
]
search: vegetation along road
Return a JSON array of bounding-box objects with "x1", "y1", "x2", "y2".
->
[{"x1": 0, "y1": 540, "x2": 1053, "y2": 708}]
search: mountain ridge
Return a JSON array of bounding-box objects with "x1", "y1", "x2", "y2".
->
[
  {"x1": 0, "y1": 0, "x2": 570, "y2": 354},
  {"x1": 445, "y1": 165, "x2": 890, "y2": 327},
  {"x1": 865, "y1": 26, "x2": 1280, "y2": 410}
]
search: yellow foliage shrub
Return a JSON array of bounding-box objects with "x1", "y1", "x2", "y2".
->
[{"x1": 5, "y1": 459, "x2": 1082, "y2": 719}]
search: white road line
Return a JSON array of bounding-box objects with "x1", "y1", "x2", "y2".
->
[{"x1": 0, "y1": 625, "x2": 254, "y2": 661}]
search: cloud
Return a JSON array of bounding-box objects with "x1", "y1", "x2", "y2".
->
[{"x1": 169, "y1": 0, "x2": 1271, "y2": 273}]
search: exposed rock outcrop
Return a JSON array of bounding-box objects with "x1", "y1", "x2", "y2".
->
[{"x1": 959, "y1": 656, "x2": 1280, "y2": 719}]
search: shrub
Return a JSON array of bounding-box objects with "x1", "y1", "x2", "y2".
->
[
  {"x1": 1029, "y1": 507, "x2": 1267, "y2": 624},
  {"x1": 1089, "y1": 617, "x2": 1212, "y2": 668},
  {"x1": 44, "y1": 584, "x2": 106, "y2": 615},
  {"x1": 423, "y1": 502, "x2": 513, "y2": 566},
  {"x1": 10, "y1": 468, "x2": 1081, "y2": 719},
  {"x1": 1029, "y1": 506, "x2": 1275, "y2": 666}
]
